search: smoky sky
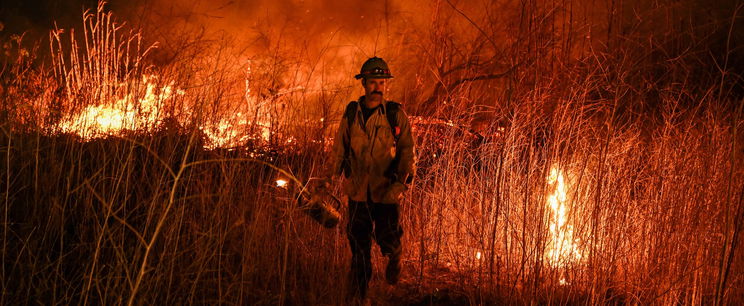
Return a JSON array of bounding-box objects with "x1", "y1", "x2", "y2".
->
[
  {"x1": 0, "y1": 0, "x2": 401, "y2": 31},
  {"x1": 3, "y1": 0, "x2": 742, "y2": 52},
  {"x1": 3, "y1": 0, "x2": 741, "y2": 93},
  {"x1": 1, "y1": 0, "x2": 431, "y2": 87},
  {"x1": 1, "y1": 0, "x2": 416, "y2": 54},
  {"x1": 131, "y1": 0, "x2": 413, "y2": 58},
  {"x1": 1, "y1": 0, "x2": 96, "y2": 35}
]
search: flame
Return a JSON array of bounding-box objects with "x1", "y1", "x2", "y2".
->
[
  {"x1": 199, "y1": 112, "x2": 268, "y2": 149},
  {"x1": 198, "y1": 62, "x2": 272, "y2": 149},
  {"x1": 57, "y1": 69, "x2": 274, "y2": 149},
  {"x1": 545, "y1": 165, "x2": 583, "y2": 268},
  {"x1": 59, "y1": 75, "x2": 183, "y2": 139}
]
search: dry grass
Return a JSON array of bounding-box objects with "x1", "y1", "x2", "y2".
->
[{"x1": 1, "y1": 1, "x2": 743, "y2": 305}]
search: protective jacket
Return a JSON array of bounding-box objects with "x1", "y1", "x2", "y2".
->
[{"x1": 328, "y1": 97, "x2": 416, "y2": 204}]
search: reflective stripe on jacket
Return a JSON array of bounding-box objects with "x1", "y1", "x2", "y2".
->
[{"x1": 328, "y1": 98, "x2": 416, "y2": 204}]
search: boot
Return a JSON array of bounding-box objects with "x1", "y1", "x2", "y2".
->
[{"x1": 385, "y1": 253, "x2": 401, "y2": 285}]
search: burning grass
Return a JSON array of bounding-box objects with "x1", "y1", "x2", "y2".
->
[{"x1": 2, "y1": 1, "x2": 744, "y2": 305}]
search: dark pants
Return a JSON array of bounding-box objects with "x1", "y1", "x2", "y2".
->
[{"x1": 347, "y1": 193, "x2": 403, "y2": 298}]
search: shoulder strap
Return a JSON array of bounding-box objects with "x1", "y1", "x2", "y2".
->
[
  {"x1": 340, "y1": 101, "x2": 358, "y2": 178},
  {"x1": 344, "y1": 101, "x2": 358, "y2": 128},
  {"x1": 386, "y1": 101, "x2": 401, "y2": 143}
]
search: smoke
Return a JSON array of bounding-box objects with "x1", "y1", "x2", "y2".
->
[
  {"x1": 2, "y1": 0, "x2": 421, "y2": 71},
  {"x1": 109, "y1": 0, "x2": 429, "y2": 97},
  {"x1": 123, "y1": 0, "x2": 417, "y2": 60},
  {"x1": 3, "y1": 0, "x2": 741, "y2": 104},
  {"x1": 0, "y1": 1, "x2": 94, "y2": 34}
]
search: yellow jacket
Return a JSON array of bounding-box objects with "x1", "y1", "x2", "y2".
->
[{"x1": 328, "y1": 98, "x2": 416, "y2": 204}]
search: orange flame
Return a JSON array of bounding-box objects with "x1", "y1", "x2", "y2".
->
[
  {"x1": 59, "y1": 75, "x2": 183, "y2": 138},
  {"x1": 57, "y1": 70, "x2": 275, "y2": 149},
  {"x1": 545, "y1": 165, "x2": 583, "y2": 283}
]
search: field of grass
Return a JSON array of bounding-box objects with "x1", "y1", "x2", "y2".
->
[{"x1": 1, "y1": 1, "x2": 743, "y2": 304}]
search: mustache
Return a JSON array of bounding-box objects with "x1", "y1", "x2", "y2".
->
[{"x1": 370, "y1": 91, "x2": 383, "y2": 95}]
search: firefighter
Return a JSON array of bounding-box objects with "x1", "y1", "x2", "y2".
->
[{"x1": 323, "y1": 57, "x2": 416, "y2": 300}]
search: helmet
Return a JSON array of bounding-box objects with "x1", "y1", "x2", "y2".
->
[{"x1": 354, "y1": 57, "x2": 394, "y2": 79}]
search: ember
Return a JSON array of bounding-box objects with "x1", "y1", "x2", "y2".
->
[{"x1": 276, "y1": 179, "x2": 288, "y2": 188}]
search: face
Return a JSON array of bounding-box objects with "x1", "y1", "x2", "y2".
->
[{"x1": 362, "y1": 78, "x2": 386, "y2": 104}]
